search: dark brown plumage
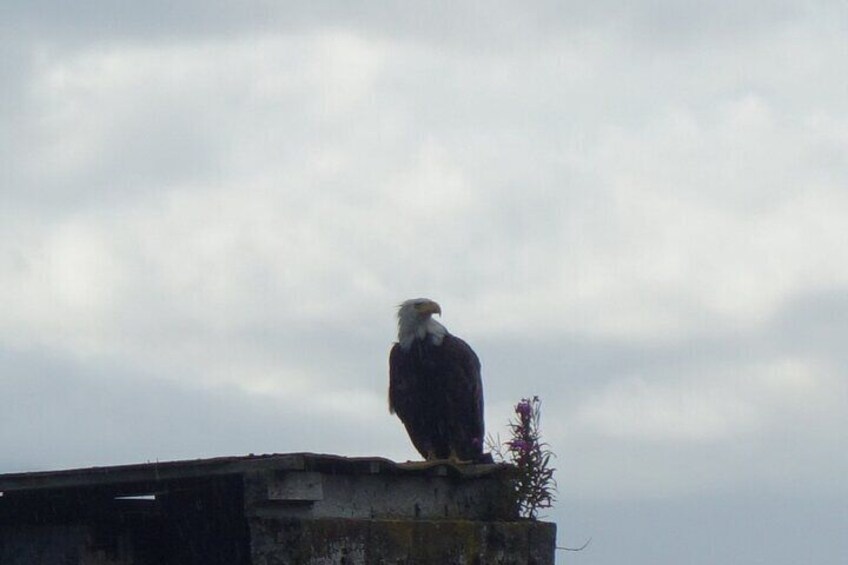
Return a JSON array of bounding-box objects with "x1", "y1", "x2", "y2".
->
[{"x1": 389, "y1": 298, "x2": 487, "y2": 462}]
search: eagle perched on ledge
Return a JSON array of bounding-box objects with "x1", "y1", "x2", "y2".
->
[{"x1": 389, "y1": 298, "x2": 489, "y2": 463}]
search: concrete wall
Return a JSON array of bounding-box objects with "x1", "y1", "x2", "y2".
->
[{"x1": 250, "y1": 518, "x2": 556, "y2": 565}]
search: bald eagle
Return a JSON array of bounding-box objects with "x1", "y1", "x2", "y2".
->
[{"x1": 389, "y1": 298, "x2": 489, "y2": 463}]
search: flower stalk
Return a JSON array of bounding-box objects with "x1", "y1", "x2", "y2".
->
[{"x1": 487, "y1": 396, "x2": 557, "y2": 519}]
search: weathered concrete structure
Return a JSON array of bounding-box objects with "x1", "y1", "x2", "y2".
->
[{"x1": 0, "y1": 453, "x2": 556, "y2": 564}]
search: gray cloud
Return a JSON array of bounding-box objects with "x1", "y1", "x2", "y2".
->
[
  {"x1": 771, "y1": 287, "x2": 848, "y2": 359},
  {"x1": 564, "y1": 491, "x2": 848, "y2": 564},
  {"x1": 0, "y1": 345, "x2": 409, "y2": 473},
  {"x1": 3, "y1": 1, "x2": 816, "y2": 47}
]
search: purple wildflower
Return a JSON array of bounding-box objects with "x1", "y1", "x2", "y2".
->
[
  {"x1": 515, "y1": 399, "x2": 532, "y2": 419},
  {"x1": 509, "y1": 439, "x2": 530, "y2": 453},
  {"x1": 485, "y1": 395, "x2": 557, "y2": 520}
]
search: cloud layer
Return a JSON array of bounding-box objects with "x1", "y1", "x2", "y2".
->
[{"x1": 2, "y1": 3, "x2": 847, "y2": 562}]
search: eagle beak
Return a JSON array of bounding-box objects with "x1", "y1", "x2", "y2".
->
[{"x1": 416, "y1": 300, "x2": 442, "y2": 317}]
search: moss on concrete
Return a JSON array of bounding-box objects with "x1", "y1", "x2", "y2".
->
[{"x1": 249, "y1": 518, "x2": 556, "y2": 565}]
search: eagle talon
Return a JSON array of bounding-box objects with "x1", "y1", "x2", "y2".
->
[
  {"x1": 400, "y1": 460, "x2": 440, "y2": 471},
  {"x1": 447, "y1": 450, "x2": 472, "y2": 466}
]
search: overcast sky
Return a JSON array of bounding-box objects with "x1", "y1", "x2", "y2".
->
[{"x1": 2, "y1": 2, "x2": 847, "y2": 563}]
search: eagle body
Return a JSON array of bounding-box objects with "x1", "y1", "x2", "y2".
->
[{"x1": 389, "y1": 298, "x2": 486, "y2": 462}]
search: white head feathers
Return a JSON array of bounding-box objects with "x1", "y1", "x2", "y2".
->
[{"x1": 396, "y1": 298, "x2": 447, "y2": 349}]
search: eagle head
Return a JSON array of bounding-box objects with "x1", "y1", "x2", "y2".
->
[{"x1": 397, "y1": 298, "x2": 446, "y2": 349}]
